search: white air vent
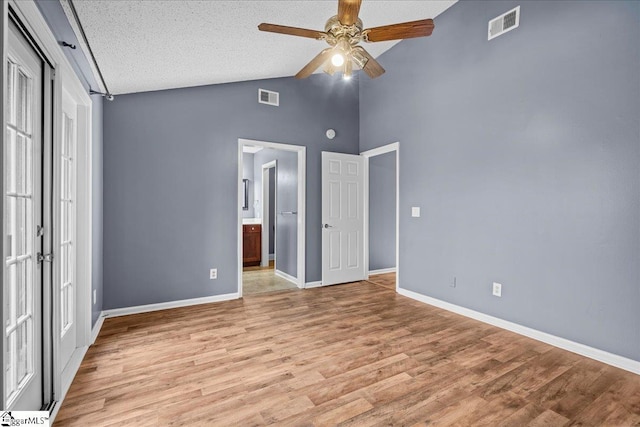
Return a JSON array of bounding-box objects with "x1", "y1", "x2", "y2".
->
[
  {"x1": 488, "y1": 6, "x2": 520, "y2": 40},
  {"x1": 258, "y1": 88, "x2": 279, "y2": 106}
]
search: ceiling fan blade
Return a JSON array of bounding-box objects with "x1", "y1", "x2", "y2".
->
[
  {"x1": 258, "y1": 23, "x2": 326, "y2": 40},
  {"x1": 295, "y1": 48, "x2": 333, "y2": 79},
  {"x1": 337, "y1": 0, "x2": 362, "y2": 26},
  {"x1": 365, "y1": 19, "x2": 435, "y2": 42},
  {"x1": 353, "y1": 47, "x2": 385, "y2": 79}
]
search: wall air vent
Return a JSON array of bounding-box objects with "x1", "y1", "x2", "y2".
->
[
  {"x1": 258, "y1": 88, "x2": 279, "y2": 106},
  {"x1": 488, "y1": 6, "x2": 520, "y2": 41}
]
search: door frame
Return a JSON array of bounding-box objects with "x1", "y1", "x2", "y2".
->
[
  {"x1": 361, "y1": 142, "x2": 400, "y2": 291},
  {"x1": 2, "y1": 0, "x2": 93, "y2": 412},
  {"x1": 260, "y1": 160, "x2": 276, "y2": 268},
  {"x1": 237, "y1": 138, "x2": 306, "y2": 297}
]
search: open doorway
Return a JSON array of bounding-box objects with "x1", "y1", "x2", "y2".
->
[
  {"x1": 238, "y1": 139, "x2": 306, "y2": 297},
  {"x1": 363, "y1": 142, "x2": 399, "y2": 291},
  {"x1": 261, "y1": 162, "x2": 276, "y2": 269}
]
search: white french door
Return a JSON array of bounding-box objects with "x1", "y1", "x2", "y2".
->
[
  {"x1": 4, "y1": 19, "x2": 44, "y2": 410},
  {"x1": 57, "y1": 89, "x2": 77, "y2": 372},
  {"x1": 321, "y1": 152, "x2": 366, "y2": 286}
]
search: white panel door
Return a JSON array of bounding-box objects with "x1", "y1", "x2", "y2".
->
[
  {"x1": 58, "y1": 89, "x2": 77, "y2": 372},
  {"x1": 5, "y1": 20, "x2": 44, "y2": 410},
  {"x1": 321, "y1": 152, "x2": 365, "y2": 285}
]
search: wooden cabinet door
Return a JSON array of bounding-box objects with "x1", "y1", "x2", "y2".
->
[{"x1": 243, "y1": 225, "x2": 262, "y2": 266}]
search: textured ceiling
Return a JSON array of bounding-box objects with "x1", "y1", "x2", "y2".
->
[{"x1": 70, "y1": 0, "x2": 457, "y2": 95}]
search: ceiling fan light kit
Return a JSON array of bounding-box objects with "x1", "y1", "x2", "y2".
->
[{"x1": 258, "y1": 0, "x2": 435, "y2": 80}]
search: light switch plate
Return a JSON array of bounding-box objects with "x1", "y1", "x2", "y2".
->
[{"x1": 411, "y1": 207, "x2": 421, "y2": 217}]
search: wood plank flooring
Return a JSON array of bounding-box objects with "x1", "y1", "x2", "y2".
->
[
  {"x1": 367, "y1": 272, "x2": 396, "y2": 291},
  {"x1": 55, "y1": 282, "x2": 640, "y2": 426}
]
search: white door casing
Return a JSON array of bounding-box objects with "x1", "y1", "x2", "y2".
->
[
  {"x1": 321, "y1": 152, "x2": 366, "y2": 286},
  {"x1": 361, "y1": 142, "x2": 400, "y2": 290},
  {"x1": 5, "y1": 19, "x2": 44, "y2": 410},
  {"x1": 237, "y1": 138, "x2": 306, "y2": 296}
]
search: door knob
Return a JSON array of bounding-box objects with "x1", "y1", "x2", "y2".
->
[{"x1": 323, "y1": 224, "x2": 334, "y2": 229}]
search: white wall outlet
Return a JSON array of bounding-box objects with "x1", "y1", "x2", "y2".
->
[
  {"x1": 411, "y1": 207, "x2": 421, "y2": 217},
  {"x1": 450, "y1": 277, "x2": 456, "y2": 288},
  {"x1": 210, "y1": 268, "x2": 218, "y2": 280},
  {"x1": 492, "y1": 282, "x2": 502, "y2": 297},
  {"x1": 93, "y1": 289, "x2": 97, "y2": 304}
]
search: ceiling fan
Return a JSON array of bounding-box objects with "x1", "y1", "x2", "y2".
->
[{"x1": 258, "y1": 0, "x2": 435, "y2": 80}]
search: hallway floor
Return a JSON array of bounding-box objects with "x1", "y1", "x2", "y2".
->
[{"x1": 242, "y1": 261, "x2": 297, "y2": 295}]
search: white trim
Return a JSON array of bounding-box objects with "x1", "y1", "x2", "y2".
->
[
  {"x1": 361, "y1": 142, "x2": 400, "y2": 158},
  {"x1": 361, "y1": 142, "x2": 400, "y2": 291},
  {"x1": 58, "y1": 0, "x2": 106, "y2": 93},
  {"x1": 238, "y1": 138, "x2": 306, "y2": 297},
  {"x1": 49, "y1": 345, "x2": 88, "y2": 424},
  {"x1": 369, "y1": 268, "x2": 397, "y2": 275},
  {"x1": 274, "y1": 269, "x2": 301, "y2": 287},
  {"x1": 103, "y1": 293, "x2": 240, "y2": 318},
  {"x1": 304, "y1": 281, "x2": 323, "y2": 289},
  {"x1": 90, "y1": 314, "x2": 104, "y2": 344},
  {"x1": 1, "y1": 0, "x2": 8, "y2": 409},
  {"x1": 397, "y1": 287, "x2": 640, "y2": 375}
]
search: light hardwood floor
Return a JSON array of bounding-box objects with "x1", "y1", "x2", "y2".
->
[
  {"x1": 367, "y1": 272, "x2": 396, "y2": 291},
  {"x1": 55, "y1": 281, "x2": 640, "y2": 426},
  {"x1": 243, "y1": 262, "x2": 298, "y2": 295}
]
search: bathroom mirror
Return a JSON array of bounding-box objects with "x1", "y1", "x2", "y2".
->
[{"x1": 242, "y1": 179, "x2": 249, "y2": 211}]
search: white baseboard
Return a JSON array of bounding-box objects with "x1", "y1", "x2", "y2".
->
[
  {"x1": 91, "y1": 313, "x2": 105, "y2": 343},
  {"x1": 369, "y1": 267, "x2": 397, "y2": 275},
  {"x1": 50, "y1": 345, "x2": 89, "y2": 423},
  {"x1": 397, "y1": 287, "x2": 640, "y2": 375},
  {"x1": 305, "y1": 281, "x2": 323, "y2": 289},
  {"x1": 103, "y1": 293, "x2": 240, "y2": 318},
  {"x1": 274, "y1": 269, "x2": 299, "y2": 286}
]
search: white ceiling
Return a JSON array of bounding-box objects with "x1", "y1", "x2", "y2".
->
[{"x1": 70, "y1": 0, "x2": 457, "y2": 95}]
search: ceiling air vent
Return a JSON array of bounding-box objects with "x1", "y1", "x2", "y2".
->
[
  {"x1": 488, "y1": 6, "x2": 520, "y2": 41},
  {"x1": 258, "y1": 88, "x2": 279, "y2": 106}
]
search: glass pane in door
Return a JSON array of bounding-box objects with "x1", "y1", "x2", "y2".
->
[
  {"x1": 4, "y1": 60, "x2": 35, "y2": 404},
  {"x1": 60, "y1": 113, "x2": 75, "y2": 334}
]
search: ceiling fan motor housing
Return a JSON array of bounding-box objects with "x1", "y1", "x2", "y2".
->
[{"x1": 324, "y1": 16, "x2": 365, "y2": 46}]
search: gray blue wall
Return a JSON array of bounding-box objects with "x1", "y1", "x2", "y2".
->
[
  {"x1": 242, "y1": 152, "x2": 254, "y2": 218},
  {"x1": 269, "y1": 168, "x2": 276, "y2": 254},
  {"x1": 103, "y1": 75, "x2": 359, "y2": 309},
  {"x1": 253, "y1": 148, "x2": 298, "y2": 277},
  {"x1": 91, "y1": 95, "x2": 103, "y2": 325},
  {"x1": 360, "y1": 0, "x2": 640, "y2": 361},
  {"x1": 368, "y1": 151, "x2": 396, "y2": 271}
]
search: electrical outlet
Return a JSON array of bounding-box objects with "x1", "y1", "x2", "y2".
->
[
  {"x1": 93, "y1": 289, "x2": 97, "y2": 304},
  {"x1": 492, "y1": 282, "x2": 502, "y2": 297},
  {"x1": 210, "y1": 268, "x2": 218, "y2": 280},
  {"x1": 450, "y1": 277, "x2": 456, "y2": 288}
]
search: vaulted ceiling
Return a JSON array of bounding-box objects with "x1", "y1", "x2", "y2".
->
[{"x1": 66, "y1": 0, "x2": 457, "y2": 94}]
